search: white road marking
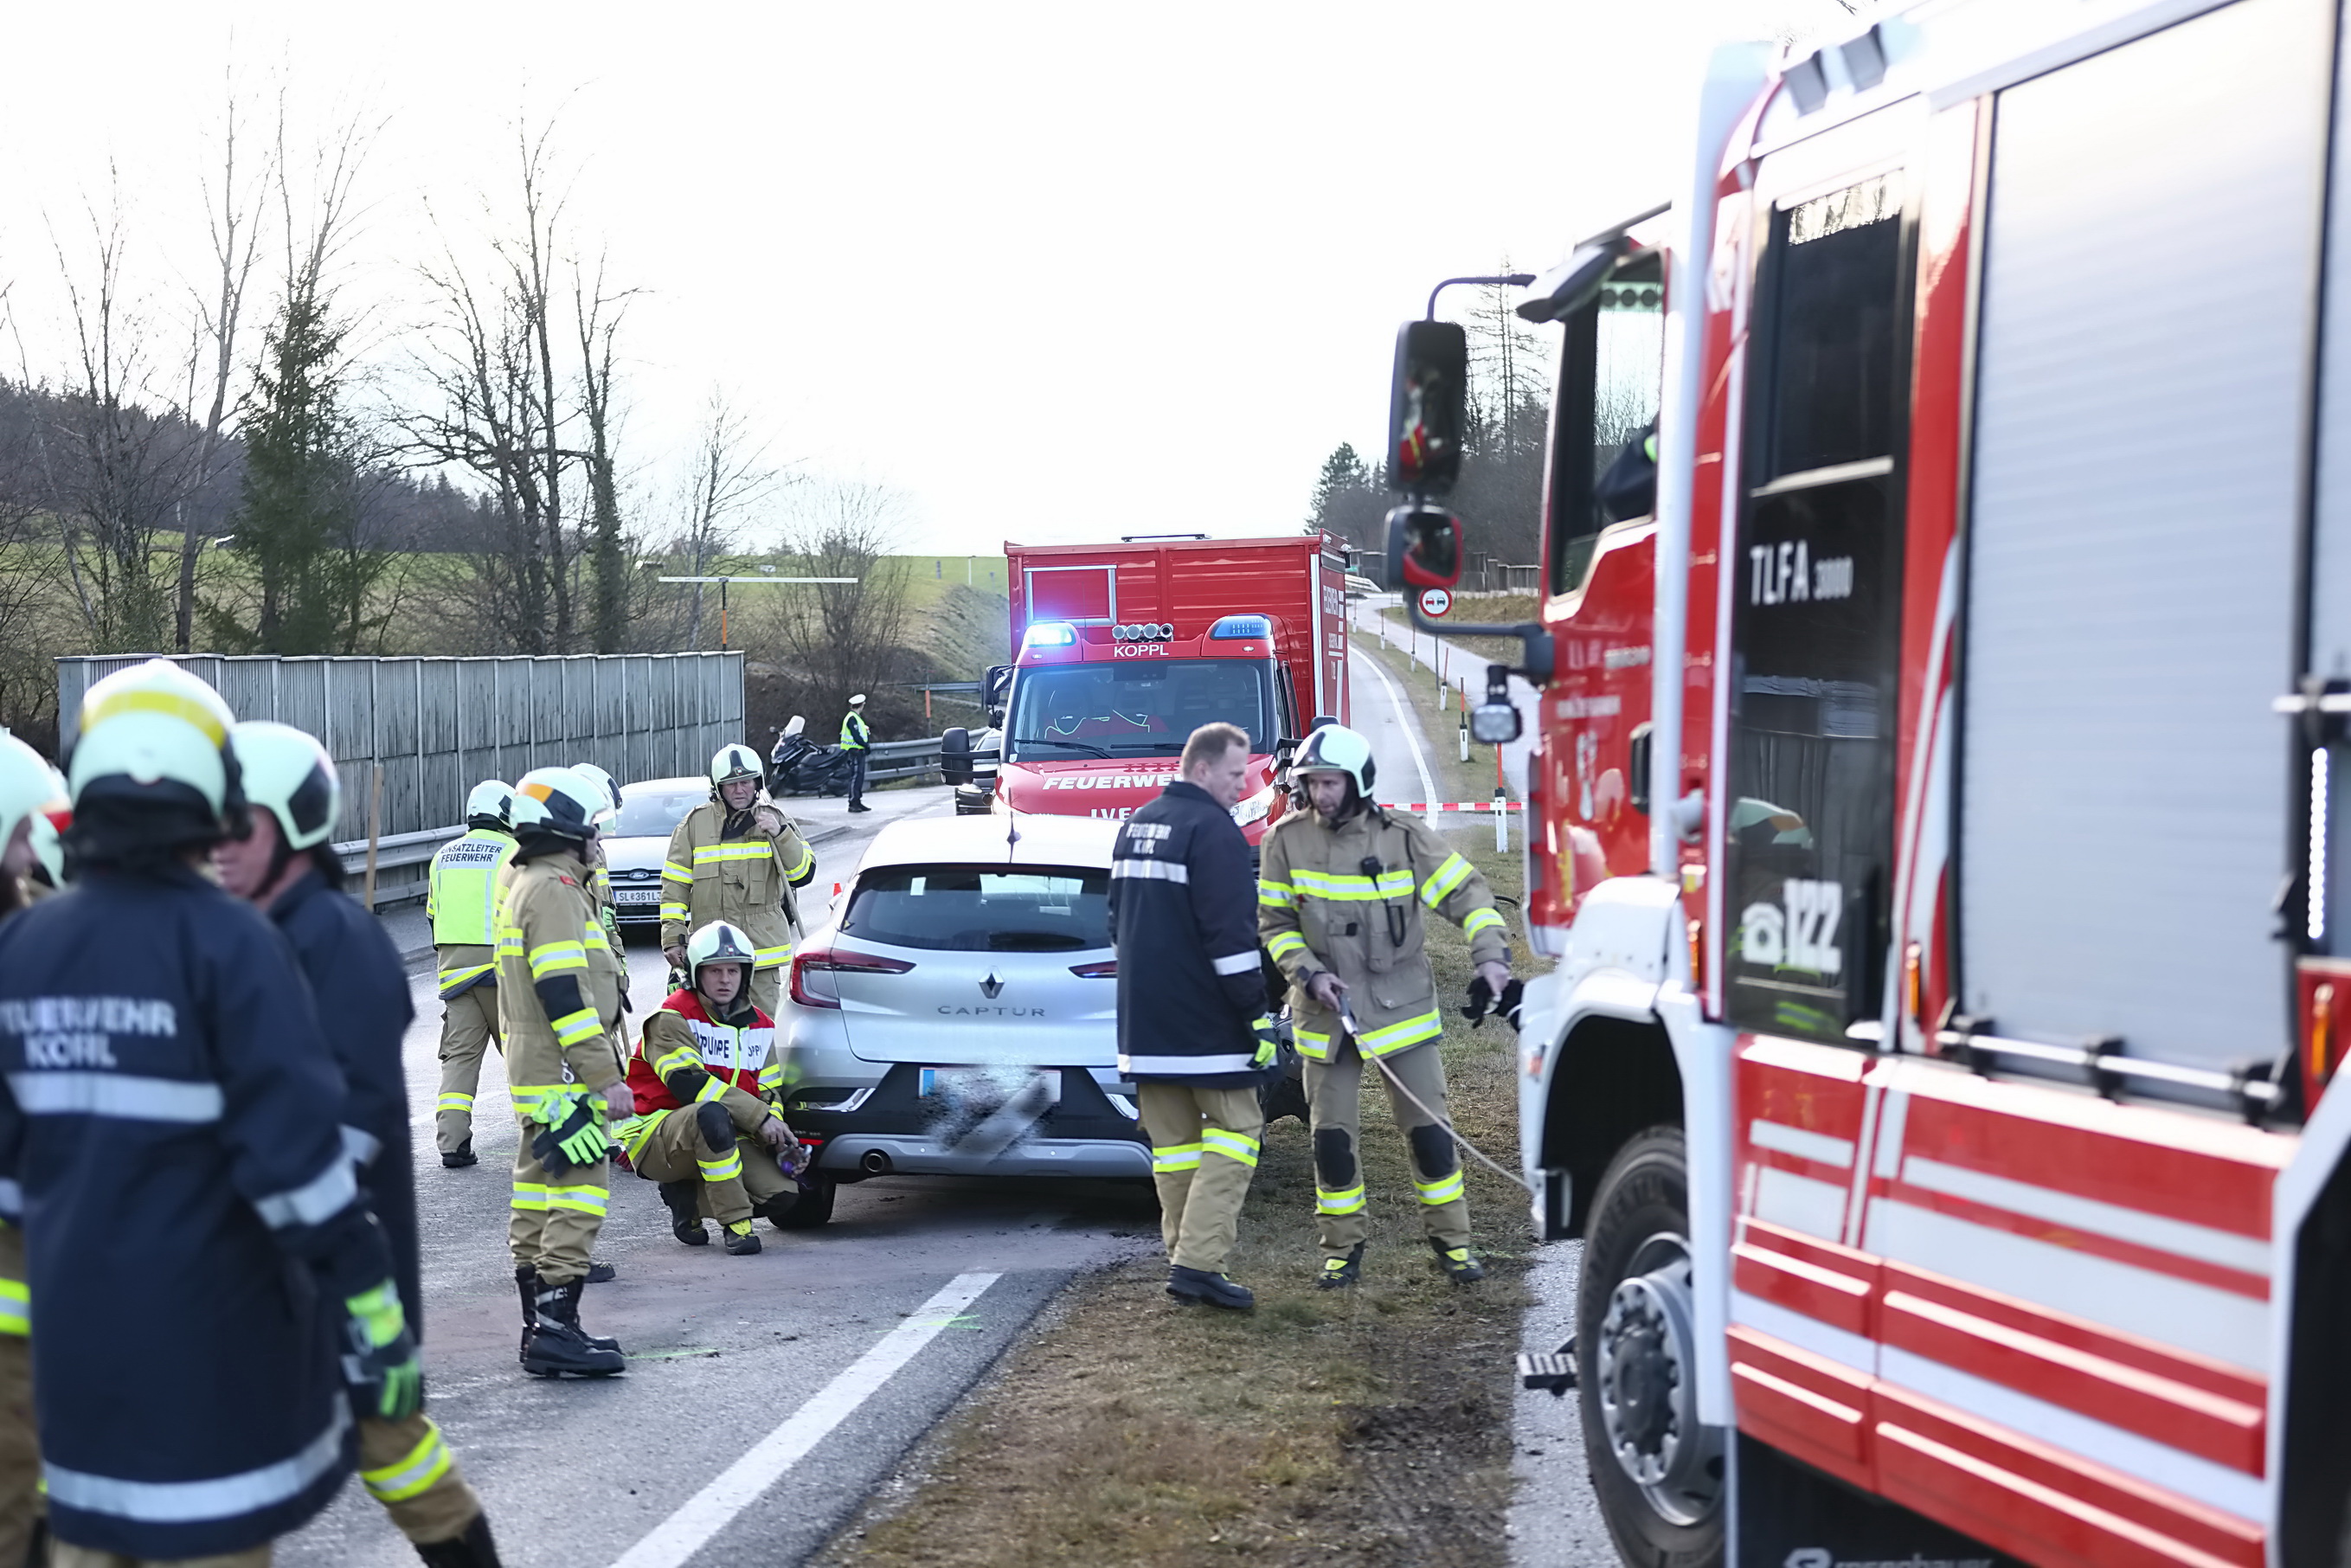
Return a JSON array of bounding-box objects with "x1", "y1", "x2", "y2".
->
[
  {"x1": 1350, "y1": 647, "x2": 1438, "y2": 822},
  {"x1": 606, "y1": 1270, "x2": 1002, "y2": 1568}
]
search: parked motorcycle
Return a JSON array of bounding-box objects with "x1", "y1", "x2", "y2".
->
[{"x1": 768, "y1": 716, "x2": 858, "y2": 797}]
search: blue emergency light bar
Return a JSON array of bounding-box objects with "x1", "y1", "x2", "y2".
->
[
  {"x1": 1023, "y1": 621, "x2": 1078, "y2": 648},
  {"x1": 1209, "y1": 614, "x2": 1271, "y2": 639}
]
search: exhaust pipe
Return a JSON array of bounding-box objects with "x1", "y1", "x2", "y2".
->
[{"x1": 859, "y1": 1148, "x2": 893, "y2": 1176}]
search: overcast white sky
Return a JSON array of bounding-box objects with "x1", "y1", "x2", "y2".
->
[{"x1": 0, "y1": 2, "x2": 1857, "y2": 557}]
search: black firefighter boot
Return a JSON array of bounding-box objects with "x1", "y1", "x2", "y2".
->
[
  {"x1": 1429, "y1": 1237, "x2": 1487, "y2": 1284},
  {"x1": 523, "y1": 1276, "x2": 626, "y2": 1378},
  {"x1": 659, "y1": 1179, "x2": 709, "y2": 1246},
  {"x1": 516, "y1": 1266, "x2": 618, "y2": 1362},
  {"x1": 414, "y1": 1511, "x2": 503, "y2": 1567}
]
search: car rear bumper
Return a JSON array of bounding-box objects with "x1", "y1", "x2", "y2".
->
[{"x1": 792, "y1": 1063, "x2": 1148, "y2": 1179}]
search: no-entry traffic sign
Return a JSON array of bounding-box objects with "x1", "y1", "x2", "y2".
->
[{"x1": 1418, "y1": 588, "x2": 1452, "y2": 618}]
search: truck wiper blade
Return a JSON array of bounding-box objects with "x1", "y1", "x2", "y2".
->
[{"x1": 1012, "y1": 737, "x2": 1112, "y2": 758}]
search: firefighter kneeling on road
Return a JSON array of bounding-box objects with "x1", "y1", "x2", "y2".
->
[
  {"x1": 1258, "y1": 723, "x2": 1513, "y2": 1288},
  {"x1": 500, "y1": 767, "x2": 629, "y2": 1378},
  {"x1": 619, "y1": 922, "x2": 802, "y2": 1256}
]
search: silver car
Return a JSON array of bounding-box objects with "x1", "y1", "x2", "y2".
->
[
  {"x1": 780, "y1": 813, "x2": 1147, "y2": 1222},
  {"x1": 601, "y1": 776, "x2": 708, "y2": 929}
]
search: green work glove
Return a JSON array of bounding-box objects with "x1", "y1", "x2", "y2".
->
[
  {"x1": 531, "y1": 1095, "x2": 611, "y2": 1175},
  {"x1": 342, "y1": 1281, "x2": 421, "y2": 1423},
  {"x1": 1250, "y1": 1015, "x2": 1281, "y2": 1070}
]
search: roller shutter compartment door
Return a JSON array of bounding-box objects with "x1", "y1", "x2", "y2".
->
[{"x1": 1959, "y1": 0, "x2": 2330, "y2": 1070}]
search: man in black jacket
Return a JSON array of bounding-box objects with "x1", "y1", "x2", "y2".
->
[
  {"x1": 1107, "y1": 722, "x2": 1277, "y2": 1312},
  {"x1": 218, "y1": 721, "x2": 500, "y2": 1567}
]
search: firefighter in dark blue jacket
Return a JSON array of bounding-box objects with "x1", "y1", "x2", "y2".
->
[
  {"x1": 1106, "y1": 721, "x2": 1278, "y2": 1313},
  {"x1": 217, "y1": 721, "x2": 501, "y2": 1568},
  {"x1": 0, "y1": 660, "x2": 419, "y2": 1566}
]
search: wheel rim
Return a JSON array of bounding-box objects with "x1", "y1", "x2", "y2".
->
[{"x1": 1593, "y1": 1230, "x2": 1723, "y2": 1526}]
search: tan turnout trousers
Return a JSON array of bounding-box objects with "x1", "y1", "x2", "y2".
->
[
  {"x1": 508, "y1": 1141, "x2": 609, "y2": 1288},
  {"x1": 1138, "y1": 1082, "x2": 1262, "y2": 1274},
  {"x1": 629, "y1": 1109, "x2": 790, "y2": 1227},
  {"x1": 357, "y1": 1411, "x2": 483, "y2": 1546},
  {"x1": 0, "y1": 1224, "x2": 35, "y2": 1567},
  {"x1": 434, "y1": 985, "x2": 500, "y2": 1156},
  {"x1": 1305, "y1": 1035, "x2": 1469, "y2": 1256}
]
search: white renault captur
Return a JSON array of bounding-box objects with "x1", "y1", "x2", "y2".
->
[{"x1": 779, "y1": 813, "x2": 1147, "y2": 1220}]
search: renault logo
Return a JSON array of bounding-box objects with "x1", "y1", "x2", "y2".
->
[{"x1": 979, "y1": 973, "x2": 1005, "y2": 999}]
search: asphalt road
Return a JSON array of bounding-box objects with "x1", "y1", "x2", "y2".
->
[{"x1": 285, "y1": 784, "x2": 1157, "y2": 1568}]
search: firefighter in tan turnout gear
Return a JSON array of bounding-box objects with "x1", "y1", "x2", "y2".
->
[
  {"x1": 661, "y1": 743, "x2": 816, "y2": 1017},
  {"x1": 619, "y1": 922, "x2": 801, "y2": 1256},
  {"x1": 428, "y1": 781, "x2": 517, "y2": 1167},
  {"x1": 1257, "y1": 723, "x2": 1511, "y2": 1287},
  {"x1": 499, "y1": 767, "x2": 629, "y2": 1377}
]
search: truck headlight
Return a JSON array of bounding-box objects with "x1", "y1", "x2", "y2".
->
[{"x1": 1230, "y1": 783, "x2": 1280, "y2": 827}]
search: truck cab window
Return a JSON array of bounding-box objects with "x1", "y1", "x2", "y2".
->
[
  {"x1": 1724, "y1": 172, "x2": 1911, "y2": 1045},
  {"x1": 1547, "y1": 254, "x2": 1665, "y2": 596}
]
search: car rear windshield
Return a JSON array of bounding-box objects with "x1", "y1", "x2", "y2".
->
[
  {"x1": 842, "y1": 865, "x2": 1110, "y2": 952},
  {"x1": 613, "y1": 789, "x2": 703, "y2": 838}
]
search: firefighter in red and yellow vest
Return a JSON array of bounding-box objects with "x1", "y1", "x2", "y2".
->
[
  {"x1": 0, "y1": 732, "x2": 57, "y2": 1567},
  {"x1": 1257, "y1": 723, "x2": 1513, "y2": 1288},
  {"x1": 618, "y1": 922, "x2": 801, "y2": 1256}
]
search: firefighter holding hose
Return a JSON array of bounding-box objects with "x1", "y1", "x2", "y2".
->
[{"x1": 1257, "y1": 723, "x2": 1512, "y2": 1288}]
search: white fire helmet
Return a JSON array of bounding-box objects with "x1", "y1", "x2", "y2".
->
[
  {"x1": 1290, "y1": 723, "x2": 1376, "y2": 800},
  {"x1": 228, "y1": 722, "x2": 341, "y2": 852},
  {"x1": 68, "y1": 659, "x2": 237, "y2": 814},
  {"x1": 710, "y1": 744, "x2": 764, "y2": 788},
  {"x1": 511, "y1": 766, "x2": 613, "y2": 844},
  {"x1": 686, "y1": 920, "x2": 757, "y2": 988},
  {"x1": 465, "y1": 779, "x2": 515, "y2": 829}
]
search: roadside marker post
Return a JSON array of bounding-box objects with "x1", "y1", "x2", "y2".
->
[
  {"x1": 1493, "y1": 789, "x2": 1508, "y2": 851},
  {"x1": 1458, "y1": 710, "x2": 1469, "y2": 763}
]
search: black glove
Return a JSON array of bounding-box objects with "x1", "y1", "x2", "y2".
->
[
  {"x1": 1463, "y1": 975, "x2": 1525, "y2": 1031},
  {"x1": 532, "y1": 1095, "x2": 611, "y2": 1176}
]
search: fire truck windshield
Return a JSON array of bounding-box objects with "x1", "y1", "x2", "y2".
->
[{"x1": 1005, "y1": 659, "x2": 1273, "y2": 762}]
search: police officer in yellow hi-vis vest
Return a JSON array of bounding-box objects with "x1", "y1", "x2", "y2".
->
[
  {"x1": 428, "y1": 781, "x2": 517, "y2": 1168},
  {"x1": 839, "y1": 694, "x2": 871, "y2": 812},
  {"x1": 1257, "y1": 723, "x2": 1512, "y2": 1288},
  {"x1": 661, "y1": 744, "x2": 816, "y2": 1018},
  {"x1": 499, "y1": 767, "x2": 629, "y2": 1378}
]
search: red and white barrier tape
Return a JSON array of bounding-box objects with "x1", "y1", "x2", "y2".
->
[{"x1": 1382, "y1": 800, "x2": 1523, "y2": 813}]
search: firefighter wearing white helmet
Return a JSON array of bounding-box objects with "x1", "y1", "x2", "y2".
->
[
  {"x1": 498, "y1": 766, "x2": 628, "y2": 1378},
  {"x1": 216, "y1": 722, "x2": 503, "y2": 1565},
  {"x1": 571, "y1": 763, "x2": 630, "y2": 974},
  {"x1": 658, "y1": 743, "x2": 815, "y2": 1016},
  {"x1": 616, "y1": 921, "x2": 803, "y2": 1255},
  {"x1": 426, "y1": 781, "x2": 518, "y2": 1168},
  {"x1": 0, "y1": 660, "x2": 418, "y2": 1560},
  {"x1": 1257, "y1": 722, "x2": 1513, "y2": 1288},
  {"x1": 0, "y1": 730, "x2": 54, "y2": 1567}
]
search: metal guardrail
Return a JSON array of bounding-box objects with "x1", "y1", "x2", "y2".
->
[{"x1": 345, "y1": 731, "x2": 986, "y2": 904}]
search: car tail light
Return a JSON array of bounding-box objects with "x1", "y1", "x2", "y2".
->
[
  {"x1": 788, "y1": 944, "x2": 915, "y2": 1008},
  {"x1": 1069, "y1": 960, "x2": 1117, "y2": 978}
]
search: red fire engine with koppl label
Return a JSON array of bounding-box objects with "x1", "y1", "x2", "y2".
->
[{"x1": 947, "y1": 534, "x2": 1350, "y2": 840}]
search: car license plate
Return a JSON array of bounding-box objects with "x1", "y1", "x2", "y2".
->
[
  {"x1": 917, "y1": 1066, "x2": 1060, "y2": 1108},
  {"x1": 612, "y1": 887, "x2": 659, "y2": 904}
]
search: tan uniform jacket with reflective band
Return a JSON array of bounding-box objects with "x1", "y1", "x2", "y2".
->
[
  {"x1": 497, "y1": 855, "x2": 624, "y2": 1128},
  {"x1": 658, "y1": 800, "x2": 813, "y2": 970},
  {"x1": 1256, "y1": 806, "x2": 1509, "y2": 1061}
]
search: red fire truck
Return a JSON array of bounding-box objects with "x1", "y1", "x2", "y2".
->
[
  {"x1": 967, "y1": 534, "x2": 1350, "y2": 839},
  {"x1": 1385, "y1": 2, "x2": 2351, "y2": 1564}
]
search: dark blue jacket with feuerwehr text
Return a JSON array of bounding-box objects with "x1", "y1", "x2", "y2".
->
[
  {"x1": 0, "y1": 864, "x2": 395, "y2": 1558},
  {"x1": 1107, "y1": 781, "x2": 1267, "y2": 1087}
]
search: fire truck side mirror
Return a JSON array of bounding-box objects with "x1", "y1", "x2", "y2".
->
[
  {"x1": 940, "y1": 726, "x2": 973, "y2": 786},
  {"x1": 1388, "y1": 319, "x2": 1468, "y2": 496},
  {"x1": 1387, "y1": 504, "x2": 1463, "y2": 591}
]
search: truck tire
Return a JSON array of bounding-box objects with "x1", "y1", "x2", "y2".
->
[
  {"x1": 771, "y1": 1173, "x2": 837, "y2": 1230},
  {"x1": 1577, "y1": 1126, "x2": 1725, "y2": 1568}
]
